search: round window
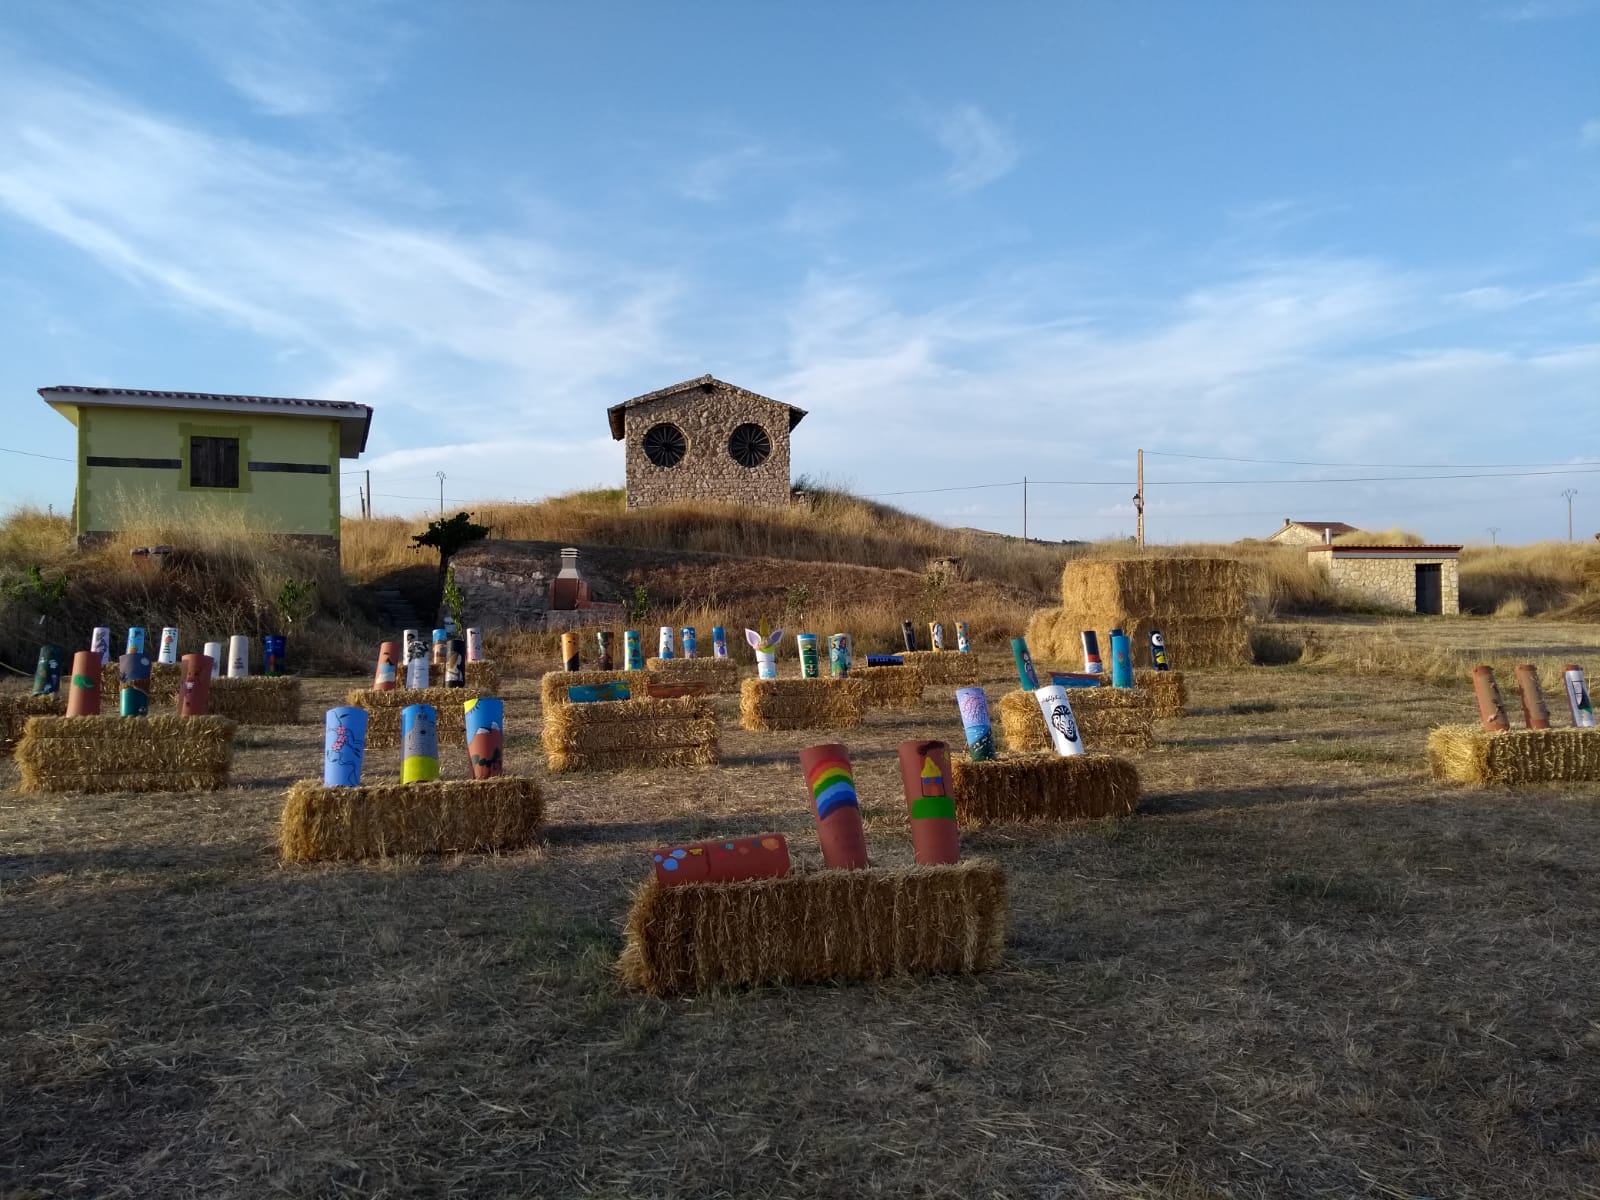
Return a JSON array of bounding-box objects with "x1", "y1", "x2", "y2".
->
[
  {"x1": 728, "y1": 423, "x2": 772, "y2": 469},
  {"x1": 642, "y1": 423, "x2": 687, "y2": 468}
]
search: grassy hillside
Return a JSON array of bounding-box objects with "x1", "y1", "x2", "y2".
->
[{"x1": 4, "y1": 486, "x2": 1598, "y2": 672}]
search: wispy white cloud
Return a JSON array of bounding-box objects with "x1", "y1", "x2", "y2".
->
[
  {"x1": 0, "y1": 66, "x2": 681, "y2": 434},
  {"x1": 926, "y1": 104, "x2": 1019, "y2": 193},
  {"x1": 674, "y1": 137, "x2": 837, "y2": 205},
  {"x1": 158, "y1": 0, "x2": 411, "y2": 116}
]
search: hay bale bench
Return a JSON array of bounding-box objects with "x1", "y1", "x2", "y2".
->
[
  {"x1": 998, "y1": 687, "x2": 1156, "y2": 753},
  {"x1": 1026, "y1": 557, "x2": 1252, "y2": 669},
  {"x1": 465, "y1": 660, "x2": 502, "y2": 693},
  {"x1": 647, "y1": 657, "x2": 741, "y2": 694},
  {"x1": 100, "y1": 660, "x2": 183, "y2": 701},
  {"x1": 540, "y1": 669, "x2": 635, "y2": 709},
  {"x1": 279, "y1": 776, "x2": 544, "y2": 862},
  {"x1": 618, "y1": 859, "x2": 1007, "y2": 996},
  {"x1": 852, "y1": 665, "x2": 925, "y2": 709},
  {"x1": 541, "y1": 695, "x2": 718, "y2": 772},
  {"x1": 2, "y1": 694, "x2": 63, "y2": 751},
  {"x1": 210, "y1": 676, "x2": 303, "y2": 725},
  {"x1": 739, "y1": 677, "x2": 865, "y2": 732},
  {"x1": 1427, "y1": 726, "x2": 1600, "y2": 786},
  {"x1": 15, "y1": 714, "x2": 236, "y2": 793},
  {"x1": 899, "y1": 650, "x2": 981, "y2": 688},
  {"x1": 950, "y1": 753, "x2": 1140, "y2": 827},
  {"x1": 1108, "y1": 670, "x2": 1187, "y2": 719},
  {"x1": 350, "y1": 687, "x2": 486, "y2": 750}
]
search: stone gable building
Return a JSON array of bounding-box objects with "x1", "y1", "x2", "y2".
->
[
  {"x1": 607, "y1": 375, "x2": 806, "y2": 510},
  {"x1": 1269, "y1": 518, "x2": 1357, "y2": 546}
]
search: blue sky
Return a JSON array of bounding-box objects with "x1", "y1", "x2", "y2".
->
[{"x1": 1, "y1": 1, "x2": 1596, "y2": 544}]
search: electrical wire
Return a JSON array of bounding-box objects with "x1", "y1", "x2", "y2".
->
[
  {"x1": 1144, "y1": 449, "x2": 1600, "y2": 469},
  {"x1": 1, "y1": 445, "x2": 73, "y2": 462}
]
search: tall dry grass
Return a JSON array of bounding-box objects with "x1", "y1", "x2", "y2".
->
[
  {"x1": 0, "y1": 502, "x2": 375, "y2": 674},
  {"x1": 1458, "y1": 542, "x2": 1599, "y2": 616}
]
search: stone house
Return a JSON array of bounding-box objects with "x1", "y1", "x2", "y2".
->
[
  {"x1": 40, "y1": 385, "x2": 371, "y2": 547},
  {"x1": 1269, "y1": 518, "x2": 1357, "y2": 546},
  {"x1": 607, "y1": 375, "x2": 806, "y2": 510},
  {"x1": 1306, "y1": 543, "x2": 1462, "y2": 614}
]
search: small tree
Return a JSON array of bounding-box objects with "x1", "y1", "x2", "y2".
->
[
  {"x1": 3, "y1": 564, "x2": 69, "y2": 626},
  {"x1": 274, "y1": 577, "x2": 318, "y2": 631},
  {"x1": 412, "y1": 511, "x2": 489, "y2": 580},
  {"x1": 442, "y1": 565, "x2": 466, "y2": 633}
]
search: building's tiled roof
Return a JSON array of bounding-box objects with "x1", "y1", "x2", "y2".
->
[
  {"x1": 40, "y1": 385, "x2": 373, "y2": 456},
  {"x1": 1275, "y1": 520, "x2": 1357, "y2": 536},
  {"x1": 606, "y1": 375, "x2": 807, "y2": 440},
  {"x1": 42, "y1": 385, "x2": 368, "y2": 415}
]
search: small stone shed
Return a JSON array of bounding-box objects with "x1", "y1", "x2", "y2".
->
[
  {"x1": 1307, "y1": 544, "x2": 1462, "y2": 615},
  {"x1": 607, "y1": 375, "x2": 806, "y2": 510},
  {"x1": 1269, "y1": 519, "x2": 1357, "y2": 546}
]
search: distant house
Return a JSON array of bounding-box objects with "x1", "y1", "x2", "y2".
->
[
  {"x1": 607, "y1": 375, "x2": 806, "y2": 510},
  {"x1": 1269, "y1": 518, "x2": 1358, "y2": 546},
  {"x1": 1307, "y1": 543, "x2": 1462, "y2": 615},
  {"x1": 40, "y1": 386, "x2": 372, "y2": 547}
]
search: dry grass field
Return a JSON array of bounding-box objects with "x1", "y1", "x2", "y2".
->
[{"x1": 5, "y1": 616, "x2": 1600, "y2": 1198}]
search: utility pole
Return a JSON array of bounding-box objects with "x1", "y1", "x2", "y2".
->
[
  {"x1": 1022, "y1": 476, "x2": 1028, "y2": 542},
  {"x1": 437, "y1": 471, "x2": 447, "y2": 516},
  {"x1": 1488, "y1": 526, "x2": 1500, "y2": 546},
  {"x1": 358, "y1": 485, "x2": 366, "y2": 519},
  {"x1": 1135, "y1": 449, "x2": 1145, "y2": 549},
  {"x1": 1562, "y1": 489, "x2": 1577, "y2": 542},
  {"x1": 366, "y1": 469, "x2": 372, "y2": 519}
]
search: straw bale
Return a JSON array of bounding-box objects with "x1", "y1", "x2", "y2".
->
[
  {"x1": 646, "y1": 656, "x2": 741, "y2": 694},
  {"x1": 1105, "y1": 670, "x2": 1187, "y2": 719},
  {"x1": 1059, "y1": 557, "x2": 1248, "y2": 616},
  {"x1": 540, "y1": 669, "x2": 634, "y2": 709},
  {"x1": 618, "y1": 859, "x2": 1007, "y2": 996},
  {"x1": 16, "y1": 714, "x2": 236, "y2": 793},
  {"x1": 279, "y1": 776, "x2": 543, "y2": 862},
  {"x1": 541, "y1": 696, "x2": 718, "y2": 772},
  {"x1": 2, "y1": 694, "x2": 63, "y2": 751},
  {"x1": 950, "y1": 752, "x2": 1140, "y2": 827},
  {"x1": 899, "y1": 650, "x2": 981, "y2": 687},
  {"x1": 851, "y1": 665, "x2": 925, "y2": 709},
  {"x1": 1427, "y1": 725, "x2": 1600, "y2": 786},
  {"x1": 739, "y1": 677, "x2": 865, "y2": 732},
  {"x1": 99, "y1": 660, "x2": 183, "y2": 701},
  {"x1": 465, "y1": 661, "x2": 501, "y2": 693},
  {"x1": 997, "y1": 687, "x2": 1155, "y2": 753},
  {"x1": 1025, "y1": 607, "x2": 1251, "y2": 670},
  {"x1": 209, "y1": 676, "x2": 303, "y2": 725},
  {"x1": 350, "y1": 686, "x2": 485, "y2": 749}
]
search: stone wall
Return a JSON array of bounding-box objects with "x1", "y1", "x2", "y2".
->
[
  {"x1": 623, "y1": 381, "x2": 793, "y2": 509},
  {"x1": 1320, "y1": 554, "x2": 1460, "y2": 614}
]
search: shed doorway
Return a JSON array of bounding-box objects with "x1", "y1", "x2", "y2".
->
[{"x1": 1415, "y1": 563, "x2": 1443, "y2": 614}]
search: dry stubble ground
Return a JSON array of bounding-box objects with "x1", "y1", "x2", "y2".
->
[{"x1": 4, "y1": 620, "x2": 1600, "y2": 1199}]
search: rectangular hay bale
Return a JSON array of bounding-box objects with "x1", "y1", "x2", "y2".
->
[
  {"x1": 851, "y1": 665, "x2": 925, "y2": 709},
  {"x1": 1427, "y1": 725, "x2": 1600, "y2": 786},
  {"x1": 1025, "y1": 607, "x2": 1251, "y2": 670},
  {"x1": 998, "y1": 687, "x2": 1155, "y2": 753},
  {"x1": 540, "y1": 695, "x2": 718, "y2": 772},
  {"x1": 739, "y1": 677, "x2": 865, "y2": 732},
  {"x1": 209, "y1": 676, "x2": 303, "y2": 725},
  {"x1": 465, "y1": 660, "x2": 501, "y2": 693},
  {"x1": 16, "y1": 714, "x2": 236, "y2": 793},
  {"x1": 350, "y1": 686, "x2": 486, "y2": 749},
  {"x1": 950, "y1": 752, "x2": 1140, "y2": 826},
  {"x1": 279, "y1": 776, "x2": 544, "y2": 862},
  {"x1": 1106, "y1": 670, "x2": 1187, "y2": 719},
  {"x1": 618, "y1": 859, "x2": 1007, "y2": 996},
  {"x1": 2, "y1": 693, "x2": 63, "y2": 750},
  {"x1": 540, "y1": 668, "x2": 636, "y2": 709},
  {"x1": 898, "y1": 650, "x2": 981, "y2": 688},
  {"x1": 1059, "y1": 557, "x2": 1248, "y2": 616},
  {"x1": 646, "y1": 656, "x2": 742, "y2": 694}
]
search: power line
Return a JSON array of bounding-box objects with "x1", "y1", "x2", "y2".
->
[
  {"x1": 1032, "y1": 466, "x2": 1600, "y2": 486},
  {"x1": 1144, "y1": 449, "x2": 1600, "y2": 470},
  {"x1": 1, "y1": 445, "x2": 73, "y2": 462},
  {"x1": 865, "y1": 481, "x2": 1021, "y2": 497}
]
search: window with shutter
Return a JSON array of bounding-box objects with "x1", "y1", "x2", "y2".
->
[{"x1": 190, "y1": 436, "x2": 240, "y2": 489}]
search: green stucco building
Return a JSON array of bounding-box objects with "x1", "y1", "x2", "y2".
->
[{"x1": 40, "y1": 386, "x2": 372, "y2": 545}]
